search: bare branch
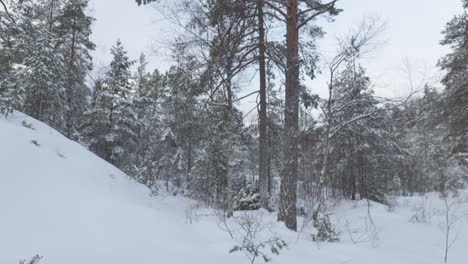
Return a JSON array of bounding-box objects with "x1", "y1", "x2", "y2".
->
[
  {"x1": 298, "y1": 0, "x2": 339, "y2": 30},
  {"x1": 0, "y1": 0, "x2": 15, "y2": 23},
  {"x1": 234, "y1": 90, "x2": 260, "y2": 103},
  {"x1": 262, "y1": 0, "x2": 288, "y2": 18}
]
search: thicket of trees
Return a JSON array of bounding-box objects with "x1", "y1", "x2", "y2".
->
[{"x1": 1, "y1": 0, "x2": 467, "y2": 231}]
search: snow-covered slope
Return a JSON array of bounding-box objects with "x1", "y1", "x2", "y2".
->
[{"x1": 1, "y1": 112, "x2": 467, "y2": 264}]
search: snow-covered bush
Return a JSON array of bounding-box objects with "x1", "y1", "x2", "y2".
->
[
  {"x1": 230, "y1": 237, "x2": 287, "y2": 264},
  {"x1": 234, "y1": 184, "x2": 261, "y2": 211},
  {"x1": 385, "y1": 195, "x2": 398, "y2": 212},
  {"x1": 312, "y1": 214, "x2": 340, "y2": 242}
]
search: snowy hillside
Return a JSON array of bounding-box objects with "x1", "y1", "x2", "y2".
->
[{"x1": 1, "y1": 112, "x2": 467, "y2": 264}]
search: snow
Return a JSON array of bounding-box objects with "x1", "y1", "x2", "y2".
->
[{"x1": 1, "y1": 112, "x2": 468, "y2": 264}]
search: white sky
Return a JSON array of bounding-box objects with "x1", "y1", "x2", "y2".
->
[{"x1": 89, "y1": 0, "x2": 462, "y2": 114}]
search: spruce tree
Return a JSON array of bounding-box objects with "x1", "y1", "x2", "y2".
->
[
  {"x1": 439, "y1": 0, "x2": 468, "y2": 154},
  {"x1": 0, "y1": 66, "x2": 25, "y2": 117},
  {"x1": 83, "y1": 40, "x2": 137, "y2": 167},
  {"x1": 0, "y1": 9, "x2": 24, "y2": 116},
  {"x1": 22, "y1": 37, "x2": 66, "y2": 130}
]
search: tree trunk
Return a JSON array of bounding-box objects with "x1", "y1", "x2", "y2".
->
[
  {"x1": 278, "y1": 0, "x2": 299, "y2": 231},
  {"x1": 66, "y1": 16, "x2": 77, "y2": 138},
  {"x1": 187, "y1": 141, "x2": 192, "y2": 183},
  {"x1": 267, "y1": 118, "x2": 273, "y2": 197},
  {"x1": 257, "y1": 0, "x2": 269, "y2": 210},
  {"x1": 319, "y1": 68, "x2": 334, "y2": 200},
  {"x1": 107, "y1": 102, "x2": 115, "y2": 163},
  {"x1": 351, "y1": 147, "x2": 357, "y2": 200},
  {"x1": 225, "y1": 63, "x2": 234, "y2": 218}
]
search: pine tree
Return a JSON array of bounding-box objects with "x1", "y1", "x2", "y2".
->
[
  {"x1": 439, "y1": 0, "x2": 468, "y2": 154},
  {"x1": 265, "y1": 0, "x2": 341, "y2": 231},
  {"x1": 2, "y1": 0, "x2": 66, "y2": 122},
  {"x1": 135, "y1": 53, "x2": 151, "y2": 97},
  {"x1": 83, "y1": 40, "x2": 137, "y2": 168},
  {"x1": 22, "y1": 37, "x2": 66, "y2": 130},
  {"x1": 314, "y1": 62, "x2": 400, "y2": 203},
  {"x1": 0, "y1": 65, "x2": 25, "y2": 117},
  {"x1": 57, "y1": 0, "x2": 95, "y2": 138},
  {"x1": 392, "y1": 86, "x2": 467, "y2": 194},
  {"x1": 0, "y1": 0, "x2": 95, "y2": 133},
  {"x1": 0, "y1": 8, "x2": 24, "y2": 116},
  {"x1": 3, "y1": 0, "x2": 69, "y2": 130}
]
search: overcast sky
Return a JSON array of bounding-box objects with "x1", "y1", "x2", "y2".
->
[{"x1": 89, "y1": 0, "x2": 463, "y2": 115}]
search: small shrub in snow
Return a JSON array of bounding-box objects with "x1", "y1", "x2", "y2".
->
[
  {"x1": 230, "y1": 237, "x2": 287, "y2": 263},
  {"x1": 19, "y1": 255, "x2": 42, "y2": 264},
  {"x1": 344, "y1": 206, "x2": 380, "y2": 246},
  {"x1": 385, "y1": 195, "x2": 398, "y2": 212},
  {"x1": 184, "y1": 202, "x2": 208, "y2": 224},
  {"x1": 21, "y1": 120, "x2": 35, "y2": 130},
  {"x1": 409, "y1": 196, "x2": 433, "y2": 224},
  {"x1": 312, "y1": 214, "x2": 340, "y2": 242},
  {"x1": 225, "y1": 212, "x2": 287, "y2": 263}
]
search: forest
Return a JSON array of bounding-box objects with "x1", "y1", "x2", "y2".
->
[{"x1": 1, "y1": 1, "x2": 468, "y2": 262}]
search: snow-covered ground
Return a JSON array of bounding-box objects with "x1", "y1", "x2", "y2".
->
[{"x1": 1, "y1": 112, "x2": 467, "y2": 264}]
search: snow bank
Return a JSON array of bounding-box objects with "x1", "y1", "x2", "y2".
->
[{"x1": 0, "y1": 112, "x2": 467, "y2": 264}]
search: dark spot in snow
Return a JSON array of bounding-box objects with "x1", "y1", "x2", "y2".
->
[
  {"x1": 22, "y1": 121, "x2": 35, "y2": 130},
  {"x1": 31, "y1": 140, "x2": 40, "y2": 147}
]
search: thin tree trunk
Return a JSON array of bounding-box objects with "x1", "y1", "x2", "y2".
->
[
  {"x1": 107, "y1": 103, "x2": 114, "y2": 162},
  {"x1": 66, "y1": 16, "x2": 77, "y2": 137},
  {"x1": 278, "y1": 0, "x2": 299, "y2": 231},
  {"x1": 187, "y1": 141, "x2": 192, "y2": 182},
  {"x1": 351, "y1": 146, "x2": 357, "y2": 200},
  {"x1": 225, "y1": 63, "x2": 234, "y2": 218},
  {"x1": 444, "y1": 196, "x2": 450, "y2": 263},
  {"x1": 267, "y1": 118, "x2": 273, "y2": 197},
  {"x1": 257, "y1": 0, "x2": 269, "y2": 210},
  {"x1": 319, "y1": 68, "x2": 334, "y2": 200}
]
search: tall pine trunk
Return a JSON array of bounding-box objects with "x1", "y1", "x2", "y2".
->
[
  {"x1": 257, "y1": 0, "x2": 269, "y2": 210},
  {"x1": 278, "y1": 0, "x2": 299, "y2": 231}
]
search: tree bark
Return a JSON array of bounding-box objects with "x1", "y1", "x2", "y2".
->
[
  {"x1": 278, "y1": 0, "x2": 299, "y2": 231},
  {"x1": 66, "y1": 15, "x2": 77, "y2": 137},
  {"x1": 257, "y1": 0, "x2": 269, "y2": 210},
  {"x1": 225, "y1": 61, "x2": 234, "y2": 218}
]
